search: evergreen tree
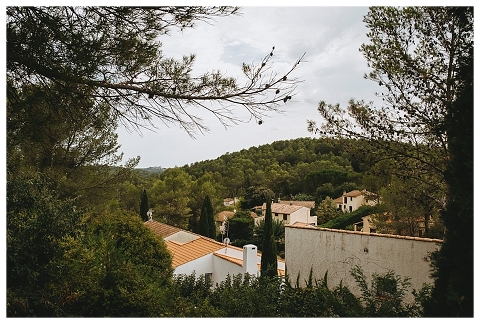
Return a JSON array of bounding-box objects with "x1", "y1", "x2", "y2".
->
[
  {"x1": 424, "y1": 8, "x2": 473, "y2": 316},
  {"x1": 7, "y1": 7, "x2": 305, "y2": 137},
  {"x1": 199, "y1": 195, "x2": 215, "y2": 239},
  {"x1": 307, "y1": 7, "x2": 473, "y2": 315},
  {"x1": 260, "y1": 195, "x2": 277, "y2": 278},
  {"x1": 140, "y1": 189, "x2": 149, "y2": 222}
]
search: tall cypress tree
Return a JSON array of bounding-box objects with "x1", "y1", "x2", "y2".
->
[
  {"x1": 199, "y1": 195, "x2": 215, "y2": 239},
  {"x1": 261, "y1": 195, "x2": 277, "y2": 278},
  {"x1": 139, "y1": 189, "x2": 149, "y2": 222}
]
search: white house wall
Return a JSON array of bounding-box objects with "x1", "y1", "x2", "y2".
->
[
  {"x1": 173, "y1": 247, "x2": 259, "y2": 286},
  {"x1": 288, "y1": 207, "x2": 309, "y2": 225},
  {"x1": 212, "y1": 256, "x2": 248, "y2": 284},
  {"x1": 174, "y1": 254, "x2": 214, "y2": 279},
  {"x1": 285, "y1": 226, "x2": 442, "y2": 302}
]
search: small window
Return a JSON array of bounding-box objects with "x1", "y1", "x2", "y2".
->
[
  {"x1": 344, "y1": 197, "x2": 347, "y2": 204},
  {"x1": 350, "y1": 197, "x2": 353, "y2": 201},
  {"x1": 349, "y1": 206, "x2": 353, "y2": 212},
  {"x1": 205, "y1": 272, "x2": 212, "y2": 284},
  {"x1": 283, "y1": 214, "x2": 288, "y2": 220},
  {"x1": 275, "y1": 213, "x2": 279, "y2": 217}
]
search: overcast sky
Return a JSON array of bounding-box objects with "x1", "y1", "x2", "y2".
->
[{"x1": 116, "y1": 5, "x2": 390, "y2": 169}]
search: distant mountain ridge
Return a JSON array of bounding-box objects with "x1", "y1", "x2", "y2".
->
[{"x1": 136, "y1": 166, "x2": 166, "y2": 174}]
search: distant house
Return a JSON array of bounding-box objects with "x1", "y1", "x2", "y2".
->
[
  {"x1": 278, "y1": 200, "x2": 315, "y2": 210},
  {"x1": 214, "y1": 210, "x2": 258, "y2": 230},
  {"x1": 257, "y1": 202, "x2": 317, "y2": 226},
  {"x1": 223, "y1": 197, "x2": 238, "y2": 206},
  {"x1": 144, "y1": 220, "x2": 285, "y2": 286},
  {"x1": 334, "y1": 190, "x2": 377, "y2": 212},
  {"x1": 353, "y1": 216, "x2": 376, "y2": 233}
]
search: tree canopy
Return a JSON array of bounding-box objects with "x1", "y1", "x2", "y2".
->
[
  {"x1": 7, "y1": 6, "x2": 305, "y2": 137},
  {"x1": 307, "y1": 6, "x2": 473, "y2": 316}
]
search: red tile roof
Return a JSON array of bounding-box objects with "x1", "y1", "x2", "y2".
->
[
  {"x1": 343, "y1": 190, "x2": 363, "y2": 197},
  {"x1": 144, "y1": 220, "x2": 182, "y2": 239},
  {"x1": 145, "y1": 220, "x2": 284, "y2": 275},
  {"x1": 262, "y1": 202, "x2": 304, "y2": 214},
  {"x1": 278, "y1": 200, "x2": 315, "y2": 209},
  {"x1": 165, "y1": 237, "x2": 230, "y2": 268}
]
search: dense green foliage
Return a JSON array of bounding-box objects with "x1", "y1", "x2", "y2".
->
[
  {"x1": 198, "y1": 195, "x2": 216, "y2": 239},
  {"x1": 56, "y1": 211, "x2": 174, "y2": 317},
  {"x1": 7, "y1": 5, "x2": 467, "y2": 317},
  {"x1": 424, "y1": 8, "x2": 473, "y2": 316},
  {"x1": 320, "y1": 205, "x2": 380, "y2": 229},
  {"x1": 226, "y1": 211, "x2": 255, "y2": 246},
  {"x1": 168, "y1": 266, "x2": 428, "y2": 317},
  {"x1": 7, "y1": 171, "x2": 85, "y2": 316},
  {"x1": 308, "y1": 6, "x2": 472, "y2": 316},
  {"x1": 7, "y1": 6, "x2": 304, "y2": 136},
  {"x1": 140, "y1": 189, "x2": 149, "y2": 221},
  {"x1": 261, "y1": 197, "x2": 278, "y2": 278}
]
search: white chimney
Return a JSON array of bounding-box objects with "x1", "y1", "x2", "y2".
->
[{"x1": 243, "y1": 244, "x2": 258, "y2": 276}]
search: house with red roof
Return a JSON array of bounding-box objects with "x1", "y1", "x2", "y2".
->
[
  {"x1": 257, "y1": 202, "x2": 317, "y2": 226},
  {"x1": 144, "y1": 220, "x2": 285, "y2": 286},
  {"x1": 333, "y1": 189, "x2": 377, "y2": 213}
]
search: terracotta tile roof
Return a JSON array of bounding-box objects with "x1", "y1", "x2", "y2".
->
[
  {"x1": 262, "y1": 202, "x2": 303, "y2": 214},
  {"x1": 213, "y1": 252, "x2": 244, "y2": 266},
  {"x1": 333, "y1": 197, "x2": 343, "y2": 204},
  {"x1": 165, "y1": 236, "x2": 227, "y2": 268},
  {"x1": 290, "y1": 221, "x2": 317, "y2": 228},
  {"x1": 343, "y1": 190, "x2": 363, "y2": 197},
  {"x1": 145, "y1": 220, "x2": 284, "y2": 275},
  {"x1": 278, "y1": 200, "x2": 315, "y2": 209},
  {"x1": 215, "y1": 211, "x2": 258, "y2": 222},
  {"x1": 144, "y1": 220, "x2": 182, "y2": 239},
  {"x1": 215, "y1": 210, "x2": 235, "y2": 222}
]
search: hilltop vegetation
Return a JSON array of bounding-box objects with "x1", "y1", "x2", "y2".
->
[{"x1": 7, "y1": 6, "x2": 471, "y2": 317}]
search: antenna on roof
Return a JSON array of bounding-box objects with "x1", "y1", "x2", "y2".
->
[{"x1": 220, "y1": 215, "x2": 230, "y2": 249}]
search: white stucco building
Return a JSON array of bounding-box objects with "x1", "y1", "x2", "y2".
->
[
  {"x1": 256, "y1": 202, "x2": 317, "y2": 226},
  {"x1": 333, "y1": 190, "x2": 377, "y2": 212},
  {"x1": 145, "y1": 220, "x2": 285, "y2": 286},
  {"x1": 284, "y1": 223, "x2": 442, "y2": 302}
]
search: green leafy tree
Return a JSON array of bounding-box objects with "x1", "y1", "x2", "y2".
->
[
  {"x1": 139, "y1": 189, "x2": 149, "y2": 221},
  {"x1": 307, "y1": 7, "x2": 473, "y2": 315},
  {"x1": 227, "y1": 211, "x2": 255, "y2": 246},
  {"x1": 58, "y1": 211, "x2": 174, "y2": 317},
  {"x1": 350, "y1": 265, "x2": 429, "y2": 317},
  {"x1": 7, "y1": 6, "x2": 305, "y2": 136},
  {"x1": 315, "y1": 196, "x2": 343, "y2": 226},
  {"x1": 241, "y1": 185, "x2": 275, "y2": 210},
  {"x1": 253, "y1": 218, "x2": 285, "y2": 257},
  {"x1": 424, "y1": 8, "x2": 473, "y2": 316},
  {"x1": 188, "y1": 172, "x2": 225, "y2": 233},
  {"x1": 7, "y1": 171, "x2": 84, "y2": 316},
  {"x1": 6, "y1": 81, "x2": 139, "y2": 212},
  {"x1": 150, "y1": 168, "x2": 193, "y2": 227},
  {"x1": 198, "y1": 195, "x2": 215, "y2": 239},
  {"x1": 375, "y1": 176, "x2": 443, "y2": 237},
  {"x1": 260, "y1": 195, "x2": 277, "y2": 278}
]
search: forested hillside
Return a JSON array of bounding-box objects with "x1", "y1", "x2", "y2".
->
[
  {"x1": 123, "y1": 137, "x2": 444, "y2": 239},
  {"x1": 7, "y1": 6, "x2": 471, "y2": 317}
]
